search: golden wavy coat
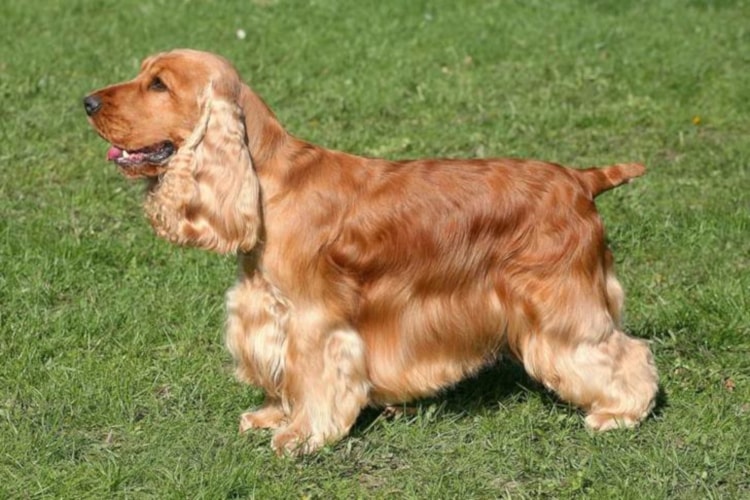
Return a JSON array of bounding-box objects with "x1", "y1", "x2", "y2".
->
[{"x1": 85, "y1": 49, "x2": 658, "y2": 455}]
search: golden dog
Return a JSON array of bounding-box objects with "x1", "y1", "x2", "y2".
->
[{"x1": 84, "y1": 49, "x2": 658, "y2": 455}]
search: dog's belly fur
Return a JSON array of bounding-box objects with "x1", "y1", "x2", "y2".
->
[{"x1": 360, "y1": 283, "x2": 506, "y2": 404}]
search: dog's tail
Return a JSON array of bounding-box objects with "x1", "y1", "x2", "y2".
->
[{"x1": 575, "y1": 163, "x2": 646, "y2": 198}]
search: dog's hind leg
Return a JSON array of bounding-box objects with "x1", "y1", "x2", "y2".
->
[
  {"x1": 522, "y1": 317, "x2": 658, "y2": 431},
  {"x1": 603, "y1": 249, "x2": 625, "y2": 328},
  {"x1": 579, "y1": 330, "x2": 658, "y2": 430}
]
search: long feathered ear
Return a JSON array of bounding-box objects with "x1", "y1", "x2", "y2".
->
[{"x1": 145, "y1": 81, "x2": 262, "y2": 254}]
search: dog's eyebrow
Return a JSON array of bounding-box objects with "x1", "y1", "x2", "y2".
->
[
  {"x1": 143, "y1": 58, "x2": 182, "y2": 80},
  {"x1": 139, "y1": 55, "x2": 157, "y2": 71},
  {"x1": 139, "y1": 53, "x2": 175, "y2": 74}
]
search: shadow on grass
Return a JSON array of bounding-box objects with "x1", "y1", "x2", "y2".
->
[
  {"x1": 352, "y1": 350, "x2": 668, "y2": 435},
  {"x1": 351, "y1": 359, "x2": 546, "y2": 435}
]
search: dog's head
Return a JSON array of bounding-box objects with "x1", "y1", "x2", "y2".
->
[
  {"x1": 84, "y1": 49, "x2": 244, "y2": 178},
  {"x1": 84, "y1": 49, "x2": 261, "y2": 254}
]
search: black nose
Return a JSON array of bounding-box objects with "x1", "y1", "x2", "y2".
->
[{"x1": 83, "y1": 95, "x2": 102, "y2": 116}]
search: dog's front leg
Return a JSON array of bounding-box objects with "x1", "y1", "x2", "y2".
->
[
  {"x1": 239, "y1": 396, "x2": 287, "y2": 431},
  {"x1": 271, "y1": 313, "x2": 370, "y2": 456},
  {"x1": 225, "y1": 273, "x2": 290, "y2": 432}
]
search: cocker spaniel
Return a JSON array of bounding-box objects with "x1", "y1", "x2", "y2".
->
[{"x1": 84, "y1": 49, "x2": 658, "y2": 455}]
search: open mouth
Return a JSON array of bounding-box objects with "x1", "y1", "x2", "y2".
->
[{"x1": 107, "y1": 141, "x2": 176, "y2": 169}]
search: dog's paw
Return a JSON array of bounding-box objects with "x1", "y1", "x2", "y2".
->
[
  {"x1": 585, "y1": 412, "x2": 640, "y2": 432},
  {"x1": 239, "y1": 406, "x2": 287, "y2": 433},
  {"x1": 271, "y1": 426, "x2": 323, "y2": 456}
]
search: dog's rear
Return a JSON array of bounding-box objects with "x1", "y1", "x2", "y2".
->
[{"x1": 341, "y1": 158, "x2": 657, "y2": 434}]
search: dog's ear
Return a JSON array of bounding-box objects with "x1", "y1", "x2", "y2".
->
[
  {"x1": 191, "y1": 81, "x2": 263, "y2": 252},
  {"x1": 145, "y1": 82, "x2": 262, "y2": 254}
]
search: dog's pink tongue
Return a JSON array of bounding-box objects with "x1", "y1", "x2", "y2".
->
[{"x1": 107, "y1": 146, "x2": 123, "y2": 161}]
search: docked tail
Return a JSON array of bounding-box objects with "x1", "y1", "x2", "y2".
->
[{"x1": 576, "y1": 163, "x2": 646, "y2": 198}]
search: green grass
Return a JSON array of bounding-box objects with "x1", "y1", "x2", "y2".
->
[{"x1": 1, "y1": 0, "x2": 749, "y2": 497}]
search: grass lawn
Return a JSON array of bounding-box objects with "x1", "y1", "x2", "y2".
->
[{"x1": 1, "y1": 0, "x2": 749, "y2": 497}]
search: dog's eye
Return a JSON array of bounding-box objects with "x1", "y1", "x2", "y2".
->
[{"x1": 149, "y1": 76, "x2": 168, "y2": 92}]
